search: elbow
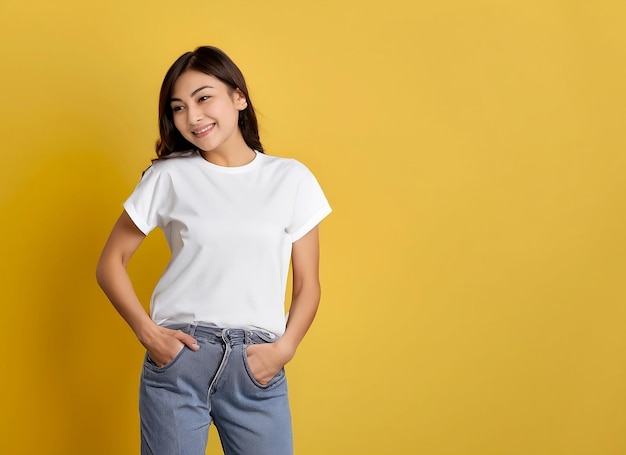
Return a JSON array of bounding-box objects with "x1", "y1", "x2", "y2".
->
[
  {"x1": 95, "y1": 256, "x2": 107, "y2": 290},
  {"x1": 313, "y1": 281, "x2": 322, "y2": 304},
  {"x1": 95, "y1": 251, "x2": 116, "y2": 291},
  {"x1": 293, "y1": 279, "x2": 321, "y2": 306}
]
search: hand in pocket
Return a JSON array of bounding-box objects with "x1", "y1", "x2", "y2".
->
[
  {"x1": 145, "y1": 327, "x2": 199, "y2": 367},
  {"x1": 246, "y1": 342, "x2": 289, "y2": 385}
]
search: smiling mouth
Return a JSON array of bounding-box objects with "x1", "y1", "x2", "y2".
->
[{"x1": 192, "y1": 124, "x2": 215, "y2": 136}]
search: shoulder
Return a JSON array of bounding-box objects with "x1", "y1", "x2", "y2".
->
[
  {"x1": 258, "y1": 153, "x2": 313, "y2": 179},
  {"x1": 141, "y1": 153, "x2": 202, "y2": 178}
]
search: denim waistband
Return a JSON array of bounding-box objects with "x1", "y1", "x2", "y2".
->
[{"x1": 164, "y1": 323, "x2": 277, "y2": 345}]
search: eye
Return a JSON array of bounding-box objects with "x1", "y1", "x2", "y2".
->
[
  {"x1": 198, "y1": 95, "x2": 211, "y2": 102},
  {"x1": 171, "y1": 105, "x2": 185, "y2": 113}
]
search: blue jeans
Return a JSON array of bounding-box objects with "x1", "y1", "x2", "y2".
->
[{"x1": 139, "y1": 325, "x2": 293, "y2": 455}]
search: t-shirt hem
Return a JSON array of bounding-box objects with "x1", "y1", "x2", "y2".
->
[
  {"x1": 290, "y1": 204, "x2": 332, "y2": 242},
  {"x1": 122, "y1": 202, "x2": 152, "y2": 235}
]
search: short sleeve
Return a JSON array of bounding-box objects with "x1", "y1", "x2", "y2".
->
[
  {"x1": 286, "y1": 170, "x2": 332, "y2": 242},
  {"x1": 123, "y1": 166, "x2": 169, "y2": 235}
]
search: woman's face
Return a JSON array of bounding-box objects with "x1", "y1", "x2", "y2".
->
[{"x1": 170, "y1": 70, "x2": 247, "y2": 153}]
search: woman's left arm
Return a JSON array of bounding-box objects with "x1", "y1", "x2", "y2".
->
[
  {"x1": 280, "y1": 224, "x2": 322, "y2": 355},
  {"x1": 245, "y1": 225, "x2": 322, "y2": 384}
]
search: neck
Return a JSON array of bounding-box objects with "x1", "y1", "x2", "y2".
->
[
  {"x1": 200, "y1": 145, "x2": 256, "y2": 167},
  {"x1": 201, "y1": 135, "x2": 255, "y2": 167}
]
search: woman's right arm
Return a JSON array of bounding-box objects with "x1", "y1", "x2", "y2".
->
[{"x1": 96, "y1": 211, "x2": 198, "y2": 366}]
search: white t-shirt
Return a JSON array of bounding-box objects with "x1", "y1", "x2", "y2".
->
[{"x1": 123, "y1": 150, "x2": 331, "y2": 336}]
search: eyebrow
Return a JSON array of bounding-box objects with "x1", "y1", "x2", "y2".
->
[{"x1": 170, "y1": 85, "x2": 214, "y2": 103}]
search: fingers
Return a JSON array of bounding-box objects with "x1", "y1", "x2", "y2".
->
[{"x1": 172, "y1": 330, "x2": 200, "y2": 351}]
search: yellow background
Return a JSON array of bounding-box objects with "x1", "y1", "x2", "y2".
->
[{"x1": 1, "y1": 1, "x2": 625, "y2": 454}]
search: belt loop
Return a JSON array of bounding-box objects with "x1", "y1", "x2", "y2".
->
[{"x1": 187, "y1": 324, "x2": 197, "y2": 337}]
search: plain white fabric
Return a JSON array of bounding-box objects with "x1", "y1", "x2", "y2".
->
[{"x1": 123, "y1": 151, "x2": 331, "y2": 336}]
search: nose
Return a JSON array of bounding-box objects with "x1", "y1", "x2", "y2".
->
[{"x1": 187, "y1": 105, "x2": 203, "y2": 125}]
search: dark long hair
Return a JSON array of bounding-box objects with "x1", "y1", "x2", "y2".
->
[{"x1": 155, "y1": 46, "x2": 263, "y2": 159}]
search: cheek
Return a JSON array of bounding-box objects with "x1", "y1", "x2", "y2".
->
[
  {"x1": 224, "y1": 105, "x2": 242, "y2": 125},
  {"x1": 172, "y1": 115, "x2": 187, "y2": 134}
]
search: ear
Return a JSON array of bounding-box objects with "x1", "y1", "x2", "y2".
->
[{"x1": 233, "y1": 88, "x2": 248, "y2": 111}]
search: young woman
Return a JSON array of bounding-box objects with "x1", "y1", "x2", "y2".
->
[{"x1": 96, "y1": 46, "x2": 331, "y2": 455}]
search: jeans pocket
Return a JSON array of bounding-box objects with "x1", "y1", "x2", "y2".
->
[
  {"x1": 242, "y1": 346, "x2": 286, "y2": 389},
  {"x1": 144, "y1": 345, "x2": 187, "y2": 373}
]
